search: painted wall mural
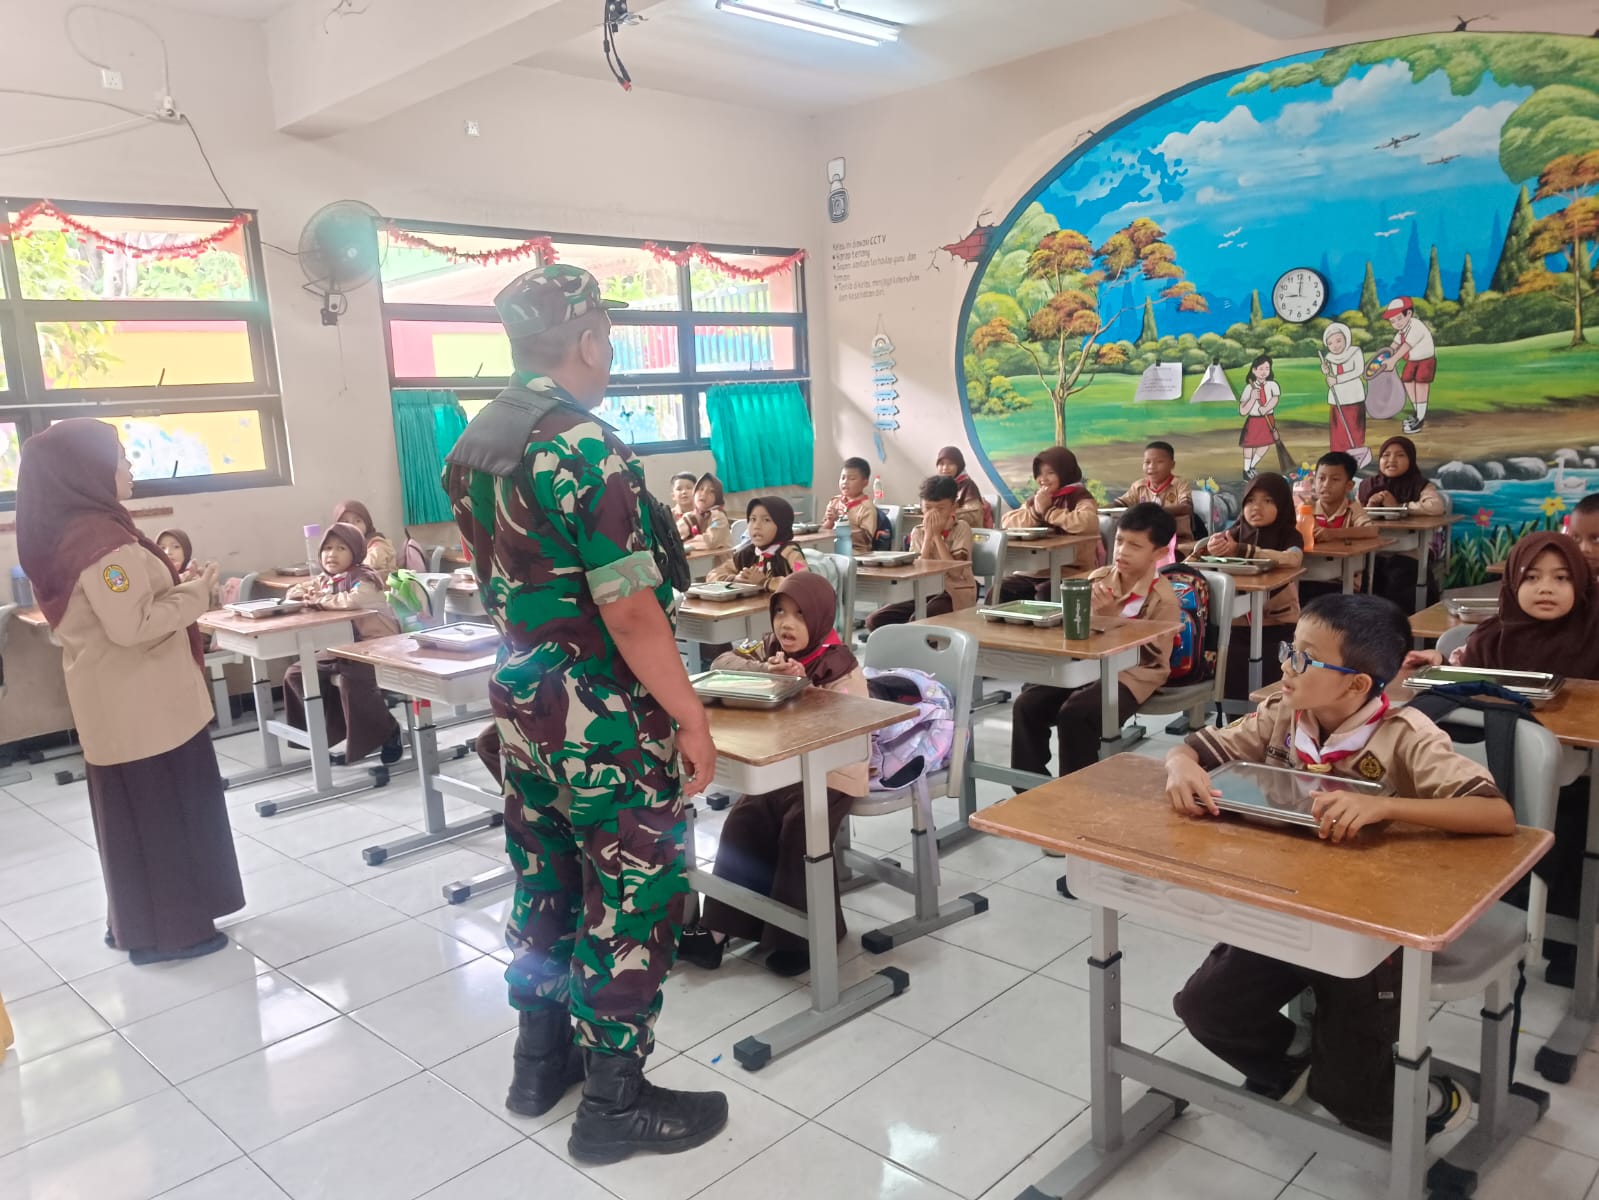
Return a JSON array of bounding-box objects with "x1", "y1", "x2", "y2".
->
[{"x1": 957, "y1": 32, "x2": 1599, "y2": 584}]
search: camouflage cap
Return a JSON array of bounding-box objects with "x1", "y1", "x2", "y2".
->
[{"x1": 493, "y1": 264, "x2": 627, "y2": 338}]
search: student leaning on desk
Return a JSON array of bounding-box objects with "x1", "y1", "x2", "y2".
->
[{"x1": 1164, "y1": 593, "x2": 1513, "y2": 1139}]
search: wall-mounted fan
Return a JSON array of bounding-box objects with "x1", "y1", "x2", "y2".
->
[{"x1": 297, "y1": 200, "x2": 383, "y2": 326}]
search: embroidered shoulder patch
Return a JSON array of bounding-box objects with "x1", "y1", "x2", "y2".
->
[
  {"x1": 102, "y1": 565, "x2": 130, "y2": 593},
  {"x1": 1353, "y1": 750, "x2": 1386, "y2": 782}
]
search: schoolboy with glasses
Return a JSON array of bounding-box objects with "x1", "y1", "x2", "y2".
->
[{"x1": 1165, "y1": 593, "x2": 1512, "y2": 1139}]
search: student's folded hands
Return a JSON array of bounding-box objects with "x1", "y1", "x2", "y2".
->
[
  {"x1": 1166, "y1": 759, "x2": 1221, "y2": 816},
  {"x1": 764, "y1": 652, "x2": 806, "y2": 678},
  {"x1": 1311, "y1": 790, "x2": 1392, "y2": 843}
]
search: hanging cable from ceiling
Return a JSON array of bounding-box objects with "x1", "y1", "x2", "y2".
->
[{"x1": 603, "y1": 0, "x2": 641, "y2": 92}]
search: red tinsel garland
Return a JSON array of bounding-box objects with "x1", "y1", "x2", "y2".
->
[
  {"x1": 641, "y1": 241, "x2": 805, "y2": 280},
  {"x1": 381, "y1": 223, "x2": 559, "y2": 266},
  {"x1": 0, "y1": 201, "x2": 250, "y2": 260}
]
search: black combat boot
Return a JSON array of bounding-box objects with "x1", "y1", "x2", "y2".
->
[
  {"x1": 567, "y1": 1051, "x2": 729, "y2": 1164},
  {"x1": 505, "y1": 1001, "x2": 585, "y2": 1118}
]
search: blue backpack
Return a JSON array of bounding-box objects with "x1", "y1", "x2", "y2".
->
[{"x1": 1160, "y1": 564, "x2": 1216, "y2": 686}]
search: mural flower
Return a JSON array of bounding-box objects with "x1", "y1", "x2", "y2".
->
[
  {"x1": 1474, "y1": 508, "x2": 1493, "y2": 528},
  {"x1": 1540, "y1": 495, "x2": 1569, "y2": 518}
]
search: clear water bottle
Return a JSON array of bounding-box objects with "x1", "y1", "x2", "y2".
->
[
  {"x1": 303, "y1": 524, "x2": 322, "y2": 576},
  {"x1": 872, "y1": 474, "x2": 885, "y2": 503}
]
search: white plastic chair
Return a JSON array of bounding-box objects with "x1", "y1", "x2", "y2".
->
[
  {"x1": 1141, "y1": 568, "x2": 1235, "y2": 731},
  {"x1": 427, "y1": 545, "x2": 446, "y2": 572},
  {"x1": 1435, "y1": 623, "x2": 1472, "y2": 661},
  {"x1": 1192, "y1": 489, "x2": 1216, "y2": 540},
  {"x1": 879, "y1": 504, "x2": 902, "y2": 548},
  {"x1": 730, "y1": 518, "x2": 748, "y2": 545},
  {"x1": 414, "y1": 572, "x2": 454, "y2": 628},
  {"x1": 790, "y1": 494, "x2": 815, "y2": 523},
  {"x1": 842, "y1": 625, "x2": 988, "y2": 951},
  {"x1": 968, "y1": 528, "x2": 1011, "y2": 709}
]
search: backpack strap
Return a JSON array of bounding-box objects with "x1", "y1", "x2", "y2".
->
[
  {"x1": 1407, "y1": 683, "x2": 1535, "y2": 807},
  {"x1": 444, "y1": 382, "x2": 565, "y2": 478}
]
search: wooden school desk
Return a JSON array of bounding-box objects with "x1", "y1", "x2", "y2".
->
[
  {"x1": 675, "y1": 593, "x2": 773, "y2": 666},
  {"x1": 853, "y1": 559, "x2": 953, "y2": 622},
  {"x1": 326, "y1": 633, "x2": 501, "y2": 866},
  {"x1": 1301, "y1": 534, "x2": 1393, "y2": 595},
  {"x1": 1224, "y1": 564, "x2": 1309, "y2": 695},
  {"x1": 1409, "y1": 583, "x2": 1498, "y2": 643},
  {"x1": 1370, "y1": 513, "x2": 1464, "y2": 613},
  {"x1": 199, "y1": 607, "x2": 382, "y2": 815},
  {"x1": 1001, "y1": 531, "x2": 1101, "y2": 602},
  {"x1": 972, "y1": 754, "x2": 1551, "y2": 1200}
]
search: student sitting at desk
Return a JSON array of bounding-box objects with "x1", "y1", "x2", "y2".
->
[
  {"x1": 668, "y1": 471, "x2": 697, "y2": 523},
  {"x1": 331, "y1": 499, "x2": 399, "y2": 575},
  {"x1": 284, "y1": 523, "x2": 404, "y2": 765},
  {"x1": 677, "y1": 573, "x2": 866, "y2": 977},
  {"x1": 864, "y1": 474, "x2": 976, "y2": 630},
  {"x1": 156, "y1": 527, "x2": 220, "y2": 607},
  {"x1": 1166, "y1": 593, "x2": 1512, "y2": 1139},
  {"x1": 822, "y1": 456, "x2": 878, "y2": 552},
  {"x1": 998, "y1": 446, "x2": 1101, "y2": 602},
  {"x1": 935, "y1": 445, "x2": 992, "y2": 529},
  {"x1": 678, "y1": 472, "x2": 731, "y2": 556},
  {"x1": 1191, "y1": 471, "x2": 1303, "y2": 699},
  {"x1": 1299, "y1": 451, "x2": 1377, "y2": 606},
  {"x1": 1568, "y1": 492, "x2": 1599, "y2": 577},
  {"x1": 1012, "y1": 503, "x2": 1179, "y2": 779},
  {"x1": 1359, "y1": 436, "x2": 1445, "y2": 613},
  {"x1": 1112, "y1": 440, "x2": 1193, "y2": 542},
  {"x1": 706, "y1": 496, "x2": 807, "y2": 592}
]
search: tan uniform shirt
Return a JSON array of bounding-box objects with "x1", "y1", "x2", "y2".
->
[
  {"x1": 1315, "y1": 497, "x2": 1374, "y2": 528},
  {"x1": 53, "y1": 545, "x2": 213, "y2": 766},
  {"x1": 1114, "y1": 475, "x2": 1194, "y2": 540},
  {"x1": 911, "y1": 520, "x2": 977, "y2": 610},
  {"x1": 1087, "y1": 564, "x2": 1180, "y2": 703},
  {"x1": 826, "y1": 495, "x2": 877, "y2": 552},
  {"x1": 1002, "y1": 492, "x2": 1101, "y2": 579},
  {"x1": 1187, "y1": 691, "x2": 1502, "y2": 800}
]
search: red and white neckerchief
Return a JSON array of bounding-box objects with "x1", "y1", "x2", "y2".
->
[
  {"x1": 1146, "y1": 475, "x2": 1174, "y2": 497},
  {"x1": 1317, "y1": 502, "x2": 1351, "y2": 529},
  {"x1": 797, "y1": 629, "x2": 842, "y2": 668},
  {"x1": 757, "y1": 544, "x2": 804, "y2": 572},
  {"x1": 1100, "y1": 569, "x2": 1153, "y2": 618},
  {"x1": 1292, "y1": 694, "x2": 1390, "y2": 770},
  {"x1": 843, "y1": 495, "x2": 866, "y2": 511}
]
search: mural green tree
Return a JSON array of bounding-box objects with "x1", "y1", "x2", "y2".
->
[
  {"x1": 1425, "y1": 246, "x2": 1445, "y2": 305},
  {"x1": 1360, "y1": 262, "x2": 1382, "y2": 323},
  {"x1": 1139, "y1": 298, "x2": 1159, "y2": 344},
  {"x1": 1459, "y1": 253, "x2": 1477, "y2": 305},
  {"x1": 1019, "y1": 218, "x2": 1208, "y2": 444},
  {"x1": 1517, "y1": 150, "x2": 1599, "y2": 344},
  {"x1": 1492, "y1": 187, "x2": 1536, "y2": 292},
  {"x1": 1249, "y1": 289, "x2": 1263, "y2": 324}
]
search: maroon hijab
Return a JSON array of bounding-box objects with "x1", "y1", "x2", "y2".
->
[
  {"x1": 1360, "y1": 436, "x2": 1428, "y2": 506},
  {"x1": 332, "y1": 499, "x2": 384, "y2": 541},
  {"x1": 763, "y1": 571, "x2": 856, "y2": 688},
  {"x1": 320, "y1": 523, "x2": 385, "y2": 592},
  {"x1": 1033, "y1": 446, "x2": 1092, "y2": 511},
  {"x1": 1463, "y1": 532, "x2": 1599, "y2": 679},
  {"x1": 16, "y1": 420, "x2": 204, "y2": 667},
  {"x1": 1231, "y1": 472, "x2": 1303, "y2": 552}
]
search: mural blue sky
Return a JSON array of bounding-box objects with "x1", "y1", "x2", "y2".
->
[{"x1": 1039, "y1": 55, "x2": 1535, "y2": 332}]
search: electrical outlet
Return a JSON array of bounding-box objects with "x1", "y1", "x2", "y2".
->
[
  {"x1": 464, "y1": 120, "x2": 480, "y2": 137},
  {"x1": 100, "y1": 68, "x2": 123, "y2": 90}
]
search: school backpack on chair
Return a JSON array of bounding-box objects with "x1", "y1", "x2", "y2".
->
[
  {"x1": 863, "y1": 667, "x2": 956, "y2": 790},
  {"x1": 1159, "y1": 563, "x2": 1216, "y2": 686},
  {"x1": 873, "y1": 507, "x2": 894, "y2": 552}
]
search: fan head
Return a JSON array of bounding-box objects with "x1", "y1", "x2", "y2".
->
[{"x1": 298, "y1": 200, "x2": 382, "y2": 294}]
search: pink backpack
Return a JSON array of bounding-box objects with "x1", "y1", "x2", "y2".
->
[{"x1": 864, "y1": 667, "x2": 957, "y2": 790}]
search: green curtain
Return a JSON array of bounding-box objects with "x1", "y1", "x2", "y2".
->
[
  {"x1": 391, "y1": 389, "x2": 467, "y2": 525},
  {"x1": 706, "y1": 382, "x2": 814, "y2": 493}
]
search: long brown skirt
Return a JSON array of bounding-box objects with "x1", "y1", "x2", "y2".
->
[
  {"x1": 283, "y1": 657, "x2": 399, "y2": 763},
  {"x1": 87, "y1": 727, "x2": 245, "y2": 954}
]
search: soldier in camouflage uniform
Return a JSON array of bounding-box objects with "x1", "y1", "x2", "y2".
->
[{"x1": 442, "y1": 265, "x2": 726, "y2": 1165}]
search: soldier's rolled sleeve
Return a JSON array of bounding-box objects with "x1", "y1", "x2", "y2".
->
[{"x1": 552, "y1": 431, "x2": 663, "y2": 606}]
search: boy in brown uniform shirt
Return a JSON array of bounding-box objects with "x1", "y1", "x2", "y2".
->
[
  {"x1": 822, "y1": 456, "x2": 878, "y2": 552},
  {"x1": 1011, "y1": 504, "x2": 1180, "y2": 777},
  {"x1": 1166, "y1": 593, "x2": 1512, "y2": 1139},
  {"x1": 1113, "y1": 441, "x2": 1193, "y2": 542},
  {"x1": 865, "y1": 475, "x2": 977, "y2": 629}
]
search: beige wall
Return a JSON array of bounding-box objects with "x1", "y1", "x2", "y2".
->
[{"x1": 0, "y1": 0, "x2": 817, "y2": 582}]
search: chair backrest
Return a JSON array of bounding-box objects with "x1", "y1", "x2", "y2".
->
[
  {"x1": 730, "y1": 518, "x2": 749, "y2": 544},
  {"x1": 879, "y1": 504, "x2": 902, "y2": 548},
  {"x1": 986, "y1": 493, "x2": 1003, "y2": 527},
  {"x1": 1097, "y1": 513, "x2": 1117, "y2": 562},
  {"x1": 970, "y1": 528, "x2": 1007, "y2": 599},
  {"x1": 228, "y1": 571, "x2": 261, "y2": 603},
  {"x1": 790, "y1": 494, "x2": 815, "y2": 522},
  {"x1": 0, "y1": 603, "x2": 15, "y2": 699},
  {"x1": 1198, "y1": 568, "x2": 1235, "y2": 704},
  {"x1": 862, "y1": 624, "x2": 978, "y2": 798},
  {"x1": 1435, "y1": 623, "x2": 1472, "y2": 661},
  {"x1": 427, "y1": 545, "x2": 446, "y2": 572},
  {"x1": 1191, "y1": 489, "x2": 1215, "y2": 539},
  {"x1": 802, "y1": 551, "x2": 855, "y2": 639},
  {"x1": 416, "y1": 572, "x2": 453, "y2": 627}
]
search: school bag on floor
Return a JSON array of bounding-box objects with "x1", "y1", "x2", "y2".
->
[
  {"x1": 864, "y1": 667, "x2": 956, "y2": 790},
  {"x1": 1160, "y1": 564, "x2": 1216, "y2": 686}
]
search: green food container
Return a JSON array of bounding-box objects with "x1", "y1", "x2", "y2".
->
[{"x1": 1061, "y1": 579, "x2": 1093, "y2": 641}]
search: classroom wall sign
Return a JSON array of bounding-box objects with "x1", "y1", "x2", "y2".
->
[{"x1": 957, "y1": 32, "x2": 1599, "y2": 584}]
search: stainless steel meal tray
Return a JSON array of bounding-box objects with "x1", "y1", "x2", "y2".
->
[
  {"x1": 1445, "y1": 596, "x2": 1499, "y2": 623},
  {"x1": 1005, "y1": 527, "x2": 1055, "y2": 541},
  {"x1": 686, "y1": 581, "x2": 764, "y2": 601},
  {"x1": 1402, "y1": 665, "x2": 1563, "y2": 703},
  {"x1": 270, "y1": 565, "x2": 311, "y2": 577},
  {"x1": 689, "y1": 670, "x2": 809, "y2": 709},
  {"x1": 977, "y1": 600, "x2": 1063, "y2": 627},
  {"x1": 1364, "y1": 507, "x2": 1411, "y2": 519},
  {"x1": 859, "y1": 551, "x2": 918, "y2": 567},
  {"x1": 226, "y1": 599, "x2": 304, "y2": 619},
  {"x1": 1196, "y1": 556, "x2": 1274, "y2": 575},
  {"x1": 413, "y1": 623, "x2": 500, "y2": 652},
  {"x1": 792, "y1": 522, "x2": 820, "y2": 534},
  {"x1": 1209, "y1": 761, "x2": 1383, "y2": 829}
]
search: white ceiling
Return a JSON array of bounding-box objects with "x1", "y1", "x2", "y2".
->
[
  {"x1": 524, "y1": 0, "x2": 1189, "y2": 114},
  {"x1": 154, "y1": 0, "x2": 292, "y2": 16}
]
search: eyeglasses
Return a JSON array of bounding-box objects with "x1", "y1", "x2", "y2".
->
[{"x1": 1278, "y1": 642, "x2": 1365, "y2": 680}]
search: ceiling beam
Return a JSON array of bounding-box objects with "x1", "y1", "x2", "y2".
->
[
  {"x1": 1183, "y1": 0, "x2": 1330, "y2": 37},
  {"x1": 266, "y1": 0, "x2": 667, "y2": 137}
]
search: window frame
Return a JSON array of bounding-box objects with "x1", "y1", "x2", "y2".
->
[
  {"x1": 379, "y1": 219, "x2": 808, "y2": 455},
  {"x1": 0, "y1": 197, "x2": 287, "y2": 507}
]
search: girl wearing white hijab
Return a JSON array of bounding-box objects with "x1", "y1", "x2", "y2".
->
[{"x1": 1320, "y1": 322, "x2": 1370, "y2": 468}]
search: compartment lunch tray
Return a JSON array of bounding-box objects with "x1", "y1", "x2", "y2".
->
[
  {"x1": 1445, "y1": 597, "x2": 1499, "y2": 623},
  {"x1": 225, "y1": 599, "x2": 304, "y2": 619},
  {"x1": 1005, "y1": 527, "x2": 1056, "y2": 541},
  {"x1": 413, "y1": 622, "x2": 501, "y2": 652},
  {"x1": 858, "y1": 551, "x2": 918, "y2": 567},
  {"x1": 978, "y1": 600, "x2": 1063, "y2": 627},
  {"x1": 686, "y1": 581, "x2": 764, "y2": 601},
  {"x1": 1402, "y1": 665, "x2": 1563, "y2": 703},
  {"x1": 689, "y1": 670, "x2": 809, "y2": 709},
  {"x1": 1195, "y1": 556, "x2": 1274, "y2": 575}
]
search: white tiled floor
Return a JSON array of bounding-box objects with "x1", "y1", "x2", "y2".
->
[{"x1": 4, "y1": 706, "x2": 1599, "y2": 1199}]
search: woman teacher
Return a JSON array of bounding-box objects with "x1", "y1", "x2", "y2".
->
[{"x1": 15, "y1": 420, "x2": 243, "y2": 964}]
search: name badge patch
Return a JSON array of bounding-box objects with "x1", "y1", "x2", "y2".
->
[{"x1": 102, "y1": 565, "x2": 130, "y2": 593}]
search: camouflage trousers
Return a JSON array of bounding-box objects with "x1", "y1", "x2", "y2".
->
[{"x1": 498, "y1": 723, "x2": 688, "y2": 1058}]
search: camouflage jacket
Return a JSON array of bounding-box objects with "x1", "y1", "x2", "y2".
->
[{"x1": 442, "y1": 375, "x2": 675, "y2": 761}]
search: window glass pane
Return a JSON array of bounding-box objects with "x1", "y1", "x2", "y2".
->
[
  {"x1": 459, "y1": 397, "x2": 491, "y2": 420},
  {"x1": 596, "y1": 393, "x2": 686, "y2": 446},
  {"x1": 12, "y1": 212, "x2": 252, "y2": 301},
  {"x1": 550, "y1": 243, "x2": 680, "y2": 311},
  {"x1": 37, "y1": 320, "x2": 254, "y2": 390},
  {"x1": 0, "y1": 422, "x2": 18, "y2": 491},
  {"x1": 0, "y1": 349, "x2": 8, "y2": 391},
  {"x1": 693, "y1": 325, "x2": 796, "y2": 373},
  {"x1": 690, "y1": 257, "x2": 800, "y2": 313},
  {"x1": 65, "y1": 412, "x2": 268, "y2": 479},
  {"x1": 699, "y1": 392, "x2": 712, "y2": 441},
  {"x1": 389, "y1": 320, "x2": 511, "y2": 380},
  {"x1": 379, "y1": 230, "x2": 538, "y2": 304},
  {"x1": 611, "y1": 325, "x2": 681, "y2": 375}
]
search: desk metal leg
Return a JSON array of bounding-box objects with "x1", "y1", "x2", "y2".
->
[
  {"x1": 1538, "y1": 760, "x2": 1599, "y2": 1083},
  {"x1": 445, "y1": 864, "x2": 515, "y2": 904},
  {"x1": 1098, "y1": 656, "x2": 1143, "y2": 757},
  {"x1": 1387, "y1": 946, "x2": 1431, "y2": 1200},
  {"x1": 913, "y1": 577, "x2": 931, "y2": 622},
  {"x1": 731, "y1": 750, "x2": 908, "y2": 1070},
  {"x1": 363, "y1": 702, "x2": 501, "y2": 866},
  {"x1": 207, "y1": 658, "x2": 238, "y2": 736},
  {"x1": 1341, "y1": 556, "x2": 1357, "y2": 596},
  {"x1": 1414, "y1": 537, "x2": 1431, "y2": 614},
  {"x1": 1018, "y1": 906, "x2": 1180, "y2": 1199},
  {"x1": 1050, "y1": 549, "x2": 1066, "y2": 603},
  {"x1": 1248, "y1": 593, "x2": 1265, "y2": 695},
  {"x1": 220, "y1": 657, "x2": 296, "y2": 789}
]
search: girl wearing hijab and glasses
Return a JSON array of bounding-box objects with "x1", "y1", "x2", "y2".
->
[{"x1": 15, "y1": 420, "x2": 243, "y2": 964}]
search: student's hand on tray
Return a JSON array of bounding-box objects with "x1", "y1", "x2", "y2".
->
[
  {"x1": 1166, "y1": 759, "x2": 1220, "y2": 816},
  {"x1": 1402, "y1": 649, "x2": 1443, "y2": 670},
  {"x1": 1312, "y1": 791, "x2": 1391, "y2": 843}
]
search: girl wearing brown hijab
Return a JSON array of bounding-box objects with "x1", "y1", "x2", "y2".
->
[
  {"x1": 706, "y1": 496, "x2": 807, "y2": 591},
  {"x1": 15, "y1": 420, "x2": 242, "y2": 964},
  {"x1": 998, "y1": 446, "x2": 1101, "y2": 601},
  {"x1": 283, "y1": 523, "x2": 404, "y2": 764},
  {"x1": 677, "y1": 472, "x2": 732, "y2": 557},
  {"x1": 935, "y1": 445, "x2": 992, "y2": 529},
  {"x1": 1360, "y1": 436, "x2": 1446, "y2": 613},
  {"x1": 331, "y1": 499, "x2": 399, "y2": 575},
  {"x1": 677, "y1": 573, "x2": 865, "y2": 977}
]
